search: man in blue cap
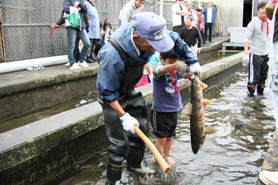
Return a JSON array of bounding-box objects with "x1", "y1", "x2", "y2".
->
[{"x1": 97, "y1": 12, "x2": 200, "y2": 185}]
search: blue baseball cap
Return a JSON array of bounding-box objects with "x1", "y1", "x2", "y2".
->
[{"x1": 134, "y1": 12, "x2": 174, "y2": 52}]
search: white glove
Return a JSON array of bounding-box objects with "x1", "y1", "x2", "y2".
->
[
  {"x1": 242, "y1": 54, "x2": 249, "y2": 67},
  {"x1": 197, "y1": 48, "x2": 201, "y2": 54},
  {"x1": 189, "y1": 62, "x2": 201, "y2": 76},
  {"x1": 120, "y1": 113, "x2": 139, "y2": 134},
  {"x1": 176, "y1": 62, "x2": 189, "y2": 75}
]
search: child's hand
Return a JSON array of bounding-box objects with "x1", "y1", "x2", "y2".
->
[{"x1": 176, "y1": 62, "x2": 189, "y2": 74}]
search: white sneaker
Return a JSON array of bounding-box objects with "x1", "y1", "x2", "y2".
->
[
  {"x1": 64, "y1": 62, "x2": 70, "y2": 67},
  {"x1": 70, "y1": 63, "x2": 81, "y2": 70},
  {"x1": 78, "y1": 61, "x2": 89, "y2": 68},
  {"x1": 259, "y1": 170, "x2": 278, "y2": 185}
]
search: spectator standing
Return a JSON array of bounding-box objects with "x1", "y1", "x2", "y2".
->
[
  {"x1": 63, "y1": 0, "x2": 91, "y2": 69},
  {"x1": 84, "y1": 0, "x2": 100, "y2": 62},
  {"x1": 100, "y1": 20, "x2": 113, "y2": 47},
  {"x1": 196, "y1": 7, "x2": 206, "y2": 44},
  {"x1": 203, "y1": 1, "x2": 215, "y2": 42},
  {"x1": 96, "y1": 12, "x2": 200, "y2": 185},
  {"x1": 242, "y1": 2, "x2": 269, "y2": 97},
  {"x1": 172, "y1": 0, "x2": 186, "y2": 36},
  {"x1": 118, "y1": 0, "x2": 144, "y2": 27},
  {"x1": 93, "y1": 22, "x2": 103, "y2": 57},
  {"x1": 54, "y1": 10, "x2": 82, "y2": 66},
  {"x1": 184, "y1": 1, "x2": 198, "y2": 27},
  {"x1": 180, "y1": 16, "x2": 202, "y2": 57}
]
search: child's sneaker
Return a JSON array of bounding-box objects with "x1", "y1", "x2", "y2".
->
[
  {"x1": 78, "y1": 61, "x2": 89, "y2": 68},
  {"x1": 70, "y1": 63, "x2": 81, "y2": 70}
]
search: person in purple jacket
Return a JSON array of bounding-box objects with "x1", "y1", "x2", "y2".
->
[{"x1": 151, "y1": 49, "x2": 187, "y2": 165}]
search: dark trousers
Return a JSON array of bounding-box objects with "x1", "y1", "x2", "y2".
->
[
  {"x1": 205, "y1": 23, "x2": 213, "y2": 42},
  {"x1": 74, "y1": 38, "x2": 80, "y2": 62},
  {"x1": 199, "y1": 28, "x2": 206, "y2": 44},
  {"x1": 89, "y1": 38, "x2": 98, "y2": 57},
  {"x1": 248, "y1": 53, "x2": 269, "y2": 96}
]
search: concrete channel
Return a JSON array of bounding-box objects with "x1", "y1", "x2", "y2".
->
[
  {"x1": 0, "y1": 37, "x2": 228, "y2": 124},
  {"x1": 0, "y1": 50, "x2": 245, "y2": 185}
]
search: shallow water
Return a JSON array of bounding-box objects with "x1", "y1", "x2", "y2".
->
[
  {"x1": 0, "y1": 91, "x2": 97, "y2": 133},
  {"x1": 59, "y1": 71, "x2": 275, "y2": 185}
]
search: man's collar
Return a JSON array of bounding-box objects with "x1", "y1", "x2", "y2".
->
[{"x1": 130, "y1": 28, "x2": 141, "y2": 56}]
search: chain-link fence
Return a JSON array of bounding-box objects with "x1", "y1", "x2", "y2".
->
[
  {"x1": 0, "y1": 0, "x2": 213, "y2": 63},
  {"x1": 0, "y1": 0, "x2": 68, "y2": 62}
]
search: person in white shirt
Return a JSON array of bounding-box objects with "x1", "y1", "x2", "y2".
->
[
  {"x1": 242, "y1": 2, "x2": 269, "y2": 97},
  {"x1": 172, "y1": 0, "x2": 186, "y2": 36},
  {"x1": 118, "y1": 0, "x2": 144, "y2": 27}
]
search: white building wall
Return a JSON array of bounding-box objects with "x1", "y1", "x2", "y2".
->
[{"x1": 214, "y1": 0, "x2": 244, "y2": 36}]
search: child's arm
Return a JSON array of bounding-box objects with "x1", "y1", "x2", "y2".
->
[
  {"x1": 153, "y1": 62, "x2": 189, "y2": 79},
  {"x1": 157, "y1": 63, "x2": 176, "y2": 74}
]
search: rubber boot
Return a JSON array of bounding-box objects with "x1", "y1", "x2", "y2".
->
[
  {"x1": 107, "y1": 163, "x2": 122, "y2": 185},
  {"x1": 127, "y1": 150, "x2": 144, "y2": 169},
  {"x1": 257, "y1": 84, "x2": 265, "y2": 96},
  {"x1": 247, "y1": 85, "x2": 256, "y2": 97},
  {"x1": 127, "y1": 151, "x2": 155, "y2": 174}
]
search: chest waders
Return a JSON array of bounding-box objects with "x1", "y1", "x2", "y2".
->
[{"x1": 99, "y1": 39, "x2": 148, "y2": 185}]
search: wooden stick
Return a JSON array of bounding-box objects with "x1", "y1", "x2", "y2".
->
[{"x1": 134, "y1": 125, "x2": 170, "y2": 173}]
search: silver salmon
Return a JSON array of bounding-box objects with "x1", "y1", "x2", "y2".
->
[{"x1": 182, "y1": 76, "x2": 212, "y2": 154}]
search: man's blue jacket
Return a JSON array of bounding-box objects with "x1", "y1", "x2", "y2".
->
[
  {"x1": 96, "y1": 22, "x2": 198, "y2": 104},
  {"x1": 204, "y1": 6, "x2": 216, "y2": 24}
]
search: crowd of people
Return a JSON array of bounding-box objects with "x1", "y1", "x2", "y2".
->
[
  {"x1": 59, "y1": 0, "x2": 278, "y2": 185},
  {"x1": 172, "y1": 0, "x2": 215, "y2": 49},
  {"x1": 61, "y1": 0, "x2": 118, "y2": 69}
]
